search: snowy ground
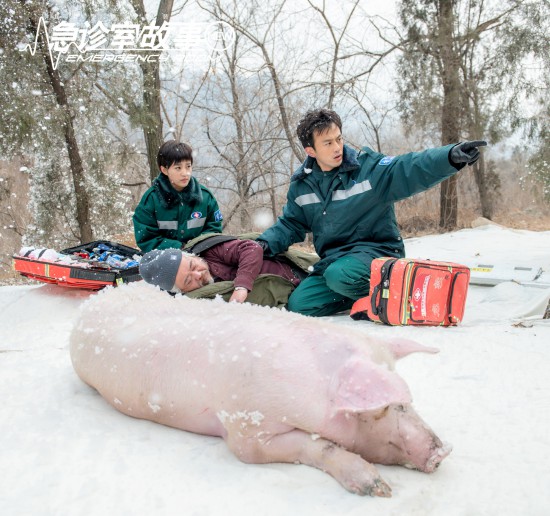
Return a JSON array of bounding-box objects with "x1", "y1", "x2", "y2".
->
[{"x1": 1, "y1": 224, "x2": 549, "y2": 516}]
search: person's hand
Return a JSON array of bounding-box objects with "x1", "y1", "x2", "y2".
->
[
  {"x1": 450, "y1": 140, "x2": 487, "y2": 166},
  {"x1": 256, "y1": 239, "x2": 270, "y2": 255},
  {"x1": 229, "y1": 288, "x2": 248, "y2": 303}
]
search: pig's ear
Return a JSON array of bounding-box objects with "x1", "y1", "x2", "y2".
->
[
  {"x1": 331, "y1": 358, "x2": 412, "y2": 414},
  {"x1": 384, "y1": 338, "x2": 439, "y2": 360}
]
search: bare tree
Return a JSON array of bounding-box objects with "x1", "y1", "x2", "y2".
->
[
  {"x1": 437, "y1": 0, "x2": 461, "y2": 229},
  {"x1": 199, "y1": 0, "x2": 305, "y2": 163},
  {"x1": 346, "y1": 87, "x2": 397, "y2": 153},
  {"x1": 306, "y1": 0, "x2": 361, "y2": 109},
  {"x1": 129, "y1": 0, "x2": 175, "y2": 182},
  {"x1": 193, "y1": 0, "x2": 403, "y2": 227},
  {"x1": 197, "y1": 38, "x2": 291, "y2": 229},
  {"x1": 396, "y1": 0, "x2": 541, "y2": 228},
  {"x1": 21, "y1": 1, "x2": 94, "y2": 242}
]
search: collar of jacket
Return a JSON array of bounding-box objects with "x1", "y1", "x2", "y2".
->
[
  {"x1": 153, "y1": 174, "x2": 203, "y2": 208},
  {"x1": 291, "y1": 144, "x2": 360, "y2": 182}
]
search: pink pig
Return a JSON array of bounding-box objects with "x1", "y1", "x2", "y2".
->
[{"x1": 70, "y1": 282, "x2": 451, "y2": 497}]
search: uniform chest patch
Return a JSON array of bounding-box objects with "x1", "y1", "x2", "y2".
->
[{"x1": 190, "y1": 211, "x2": 203, "y2": 219}]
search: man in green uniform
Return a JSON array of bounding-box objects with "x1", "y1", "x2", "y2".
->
[
  {"x1": 257, "y1": 108, "x2": 487, "y2": 317},
  {"x1": 133, "y1": 140, "x2": 223, "y2": 252}
]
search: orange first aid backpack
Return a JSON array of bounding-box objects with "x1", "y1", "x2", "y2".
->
[{"x1": 350, "y1": 258, "x2": 470, "y2": 326}]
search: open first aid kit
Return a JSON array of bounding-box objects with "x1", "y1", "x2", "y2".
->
[{"x1": 13, "y1": 240, "x2": 143, "y2": 290}]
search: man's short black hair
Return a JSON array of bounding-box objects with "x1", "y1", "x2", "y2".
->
[
  {"x1": 157, "y1": 140, "x2": 193, "y2": 169},
  {"x1": 296, "y1": 109, "x2": 342, "y2": 149}
]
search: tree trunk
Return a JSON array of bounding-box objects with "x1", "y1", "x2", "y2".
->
[
  {"x1": 472, "y1": 155, "x2": 493, "y2": 218},
  {"x1": 438, "y1": 0, "x2": 461, "y2": 230},
  {"x1": 139, "y1": 59, "x2": 164, "y2": 183},
  {"x1": 30, "y1": 13, "x2": 93, "y2": 243},
  {"x1": 131, "y1": 0, "x2": 174, "y2": 183},
  {"x1": 468, "y1": 77, "x2": 493, "y2": 218},
  {"x1": 227, "y1": 36, "x2": 251, "y2": 230},
  {"x1": 261, "y1": 49, "x2": 305, "y2": 163}
]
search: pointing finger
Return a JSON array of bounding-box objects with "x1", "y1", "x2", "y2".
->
[{"x1": 464, "y1": 140, "x2": 487, "y2": 150}]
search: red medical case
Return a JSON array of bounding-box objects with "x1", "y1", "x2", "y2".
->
[{"x1": 350, "y1": 258, "x2": 470, "y2": 326}]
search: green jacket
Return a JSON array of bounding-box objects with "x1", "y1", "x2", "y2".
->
[
  {"x1": 259, "y1": 144, "x2": 459, "y2": 273},
  {"x1": 133, "y1": 174, "x2": 222, "y2": 252},
  {"x1": 182, "y1": 233, "x2": 319, "y2": 308}
]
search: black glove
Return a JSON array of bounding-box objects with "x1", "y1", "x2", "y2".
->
[
  {"x1": 450, "y1": 140, "x2": 487, "y2": 167},
  {"x1": 256, "y1": 239, "x2": 271, "y2": 255}
]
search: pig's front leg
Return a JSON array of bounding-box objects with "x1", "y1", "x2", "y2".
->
[{"x1": 225, "y1": 429, "x2": 392, "y2": 497}]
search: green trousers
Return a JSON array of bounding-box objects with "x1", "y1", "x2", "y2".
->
[{"x1": 287, "y1": 254, "x2": 371, "y2": 317}]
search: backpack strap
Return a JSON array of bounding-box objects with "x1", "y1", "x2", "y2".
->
[
  {"x1": 370, "y1": 258, "x2": 397, "y2": 325},
  {"x1": 184, "y1": 235, "x2": 238, "y2": 255}
]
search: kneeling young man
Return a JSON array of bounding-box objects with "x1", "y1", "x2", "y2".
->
[
  {"x1": 257, "y1": 108, "x2": 486, "y2": 317},
  {"x1": 133, "y1": 140, "x2": 223, "y2": 252}
]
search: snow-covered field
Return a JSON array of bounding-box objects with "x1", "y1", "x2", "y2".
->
[{"x1": 1, "y1": 224, "x2": 549, "y2": 516}]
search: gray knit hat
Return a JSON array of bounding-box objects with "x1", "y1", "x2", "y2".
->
[{"x1": 139, "y1": 248, "x2": 182, "y2": 292}]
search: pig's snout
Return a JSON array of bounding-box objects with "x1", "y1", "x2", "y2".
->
[
  {"x1": 403, "y1": 440, "x2": 452, "y2": 473},
  {"x1": 424, "y1": 442, "x2": 452, "y2": 473},
  {"x1": 385, "y1": 405, "x2": 452, "y2": 474}
]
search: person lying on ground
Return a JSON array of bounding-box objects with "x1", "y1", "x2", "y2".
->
[{"x1": 139, "y1": 238, "x2": 309, "y2": 305}]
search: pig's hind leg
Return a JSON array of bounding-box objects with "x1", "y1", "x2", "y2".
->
[{"x1": 225, "y1": 428, "x2": 392, "y2": 497}]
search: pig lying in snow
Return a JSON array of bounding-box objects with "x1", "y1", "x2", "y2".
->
[{"x1": 70, "y1": 282, "x2": 451, "y2": 497}]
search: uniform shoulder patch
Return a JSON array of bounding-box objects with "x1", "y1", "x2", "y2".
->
[
  {"x1": 379, "y1": 156, "x2": 395, "y2": 166},
  {"x1": 214, "y1": 209, "x2": 223, "y2": 221}
]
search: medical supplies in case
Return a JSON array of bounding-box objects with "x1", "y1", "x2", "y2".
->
[{"x1": 13, "y1": 240, "x2": 142, "y2": 290}]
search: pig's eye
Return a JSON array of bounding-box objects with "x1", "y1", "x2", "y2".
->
[
  {"x1": 373, "y1": 406, "x2": 389, "y2": 420},
  {"x1": 395, "y1": 404, "x2": 406, "y2": 412}
]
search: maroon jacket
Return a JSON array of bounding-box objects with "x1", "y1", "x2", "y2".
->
[{"x1": 201, "y1": 239, "x2": 301, "y2": 291}]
